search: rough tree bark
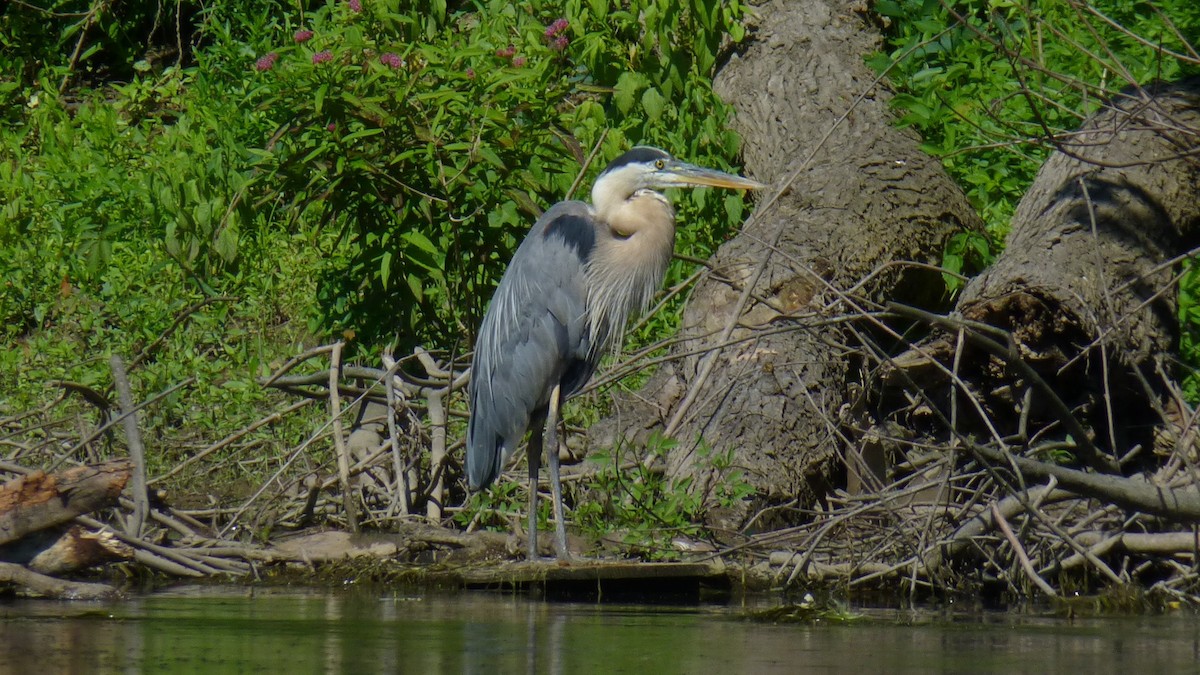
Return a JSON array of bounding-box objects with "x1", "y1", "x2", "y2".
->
[
  {"x1": 890, "y1": 80, "x2": 1200, "y2": 478},
  {"x1": 590, "y1": 0, "x2": 983, "y2": 528}
]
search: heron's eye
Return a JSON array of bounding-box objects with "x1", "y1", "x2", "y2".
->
[{"x1": 654, "y1": 159, "x2": 666, "y2": 169}]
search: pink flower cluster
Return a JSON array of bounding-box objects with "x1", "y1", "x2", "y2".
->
[
  {"x1": 313, "y1": 50, "x2": 333, "y2": 64},
  {"x1": 544, "y1": 18, "x2": 569, "y2": 37},
  {"x1": 545, "y1": 17, "x2": 569, "y2": 51},
  {"x1": 255, "y1": 52, "x2": 279, "y2": 72},
  {"x1": 348, "y1": 0, "x2": 362, "y2": 12},
  {"x1": 496, "y1": 43, "x2": 526, "y2": 67},
  {"x1": 294, "y1": 29, "x2": 314, "y2": 43},
  {"x1": 380, "y1": 52, "x2": 403, "y2": 69}
]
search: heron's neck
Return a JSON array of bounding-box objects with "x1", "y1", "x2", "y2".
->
[{"x1": 585, "y1": 192, "x2": 676, "y2": 355}]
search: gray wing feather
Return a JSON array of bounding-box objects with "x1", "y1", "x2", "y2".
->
[{"x1": 467, "y1": 201, "x2": 598, "y2": 490}]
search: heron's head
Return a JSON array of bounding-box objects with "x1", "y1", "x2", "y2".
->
[{"x1": 591, "y1": 146, "x2": 764, "y2": 212}]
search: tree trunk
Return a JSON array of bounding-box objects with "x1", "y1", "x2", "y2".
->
[
  {"x1": 888, "y1": 79, "x2": 1200, "y2": 474},
  {"x1": 590, "y1": 0, "x2": 983, "y2": 529}
]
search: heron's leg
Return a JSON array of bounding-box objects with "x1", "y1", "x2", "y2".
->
[
  {"x1": 545, "y1": 385, "x2": 570, "y2": 560},
  {"x1": 526, "y1": 420, "x2": 543, "y2": 560}
]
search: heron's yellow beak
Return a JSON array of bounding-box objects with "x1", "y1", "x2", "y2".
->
[{"x1": 656, "y1": 160, "x2": 765, "y2": 190}]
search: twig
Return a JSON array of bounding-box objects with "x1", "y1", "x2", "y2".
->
[
  {"x1": 129, "y1": 296, "x2": 237, "y2": 370},
  {"x1": 992, "y1": 502, "x2": 1058, "y2": 597},
  {"x1": 887, "y1": 302, "x2": 1119, "y2": 474}
]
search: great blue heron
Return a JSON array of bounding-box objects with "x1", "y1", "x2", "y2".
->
[{"x1": 467, "y1": 146, "x2": 763, "y2": 560}]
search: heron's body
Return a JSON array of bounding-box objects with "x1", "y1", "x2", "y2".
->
[{"x1": 466, "y1": 147, "x2": 761, "y2": 560}]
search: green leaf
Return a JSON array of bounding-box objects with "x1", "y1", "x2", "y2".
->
[
  {"x1": 613, "y1": 72, "x2": 648, "y2": 115},
  {"x1": 380, "y1": 250, "x2": 392, "y2": 288},
  {"x1": 342, "y1": 128, "x2": 384, "y2": 143},
  {"x1": 641, "y1": 87, "x2": 666, "y2": 121},
  {"x1": 214, "y1": 227, "x2": 238, "y2": 262},
  {"x1": 315, "y1": 83, "x2": 328, "y2": 115},
  {"x1": 403, "y1": 230, "x2": 439, "y2": 256}
]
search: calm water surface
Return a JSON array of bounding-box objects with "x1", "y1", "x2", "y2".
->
[{"x1": 1, "y1": 587, "x2": 1198, "y2": 673}]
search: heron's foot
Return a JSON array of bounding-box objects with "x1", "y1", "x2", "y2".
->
[
  {"x1": 553, "y1": 535, "x2": 572, "y2": 563},
  {"x1": 522, "y1": 535, "x2": 574, "y2": 563}
]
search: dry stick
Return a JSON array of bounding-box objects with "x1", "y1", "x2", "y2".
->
[
  {"x1": 927, "y1": 485, "x2": 1077, "y2": 571},
  {"x1": 0, "y1": 561, "x2": 119, "y2": 600},
  {"x1": 413, "y1": 347, "x2": 467, "y2": 523},
  {"x1": 261, "y1": 343, "x2": 338, "y2": 388},
  {"x1": 992, "y1": 502, "x2": 1058, "y2": 597},
  {"x1": 149, "y1": 398, "x2": 315, "y2": 486},
  {"x1": 968, "y1": 441, "x2": 1200, "y2": 522},
  {"x1": 382, "y1": 352, "x2": 413, "y2": 516},
  {"x1": 329, "y1": 341, "x2": 358, "y2": 533},
  {"x1": 59, "y1": 0, "x2": 107, "y2": 94},
  {"x1": 110, "y1": 355, "x2": 149, "y2": 538},
  {"x1": 116, "y1": 494, "x2": 225, "y2": 546},
  {"x1": 1077, "y1": 177, "x2": 1121, "y2": 456},
  {"x1": 564, "y1": 129, "x2": 609, "y2": 201},
  {"x1": 74, "y1": 515, "x2": 215, "y2": 577},
  {"x1": 220, "y1": 400, "x2": 344, "y2": 537},
  {"x1": 880, "y1": 334, "x2": 1132, "y2": 584},
  {"x1": 424, "y1": 388, "x2": 447, "y2": 524}
]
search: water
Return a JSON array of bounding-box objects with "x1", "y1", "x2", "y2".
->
[{"x1": 1, "y1": 587, "x2": 1198, "y2": 673}]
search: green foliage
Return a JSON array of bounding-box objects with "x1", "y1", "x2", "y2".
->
[
  {"x1": 1178, "y1": 262, "x2": 1200, "y2": 401},
  {"x1": 1, "y1": 0, "x2": 754, "y2": 531},
  {"x1": 3, "y1": 0, "x2": 752, "y2": 358},
  {"x1": 573, "y1": 435, "x2": 753, "y2": 558},
  {"x1": 940, "y1": 230, "x2": 994, "y2": 292},
  {"x1": 217, "y1": 0, "x2": 752, "y2": 354},
  {"x1": 455, "y1": 433, "x2": 754, "y2": 558},
  {"x1": 871, "y1": 0, "x2": 1200, "y2": 242}
]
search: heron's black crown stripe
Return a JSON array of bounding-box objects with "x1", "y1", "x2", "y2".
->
[
  {"x1": 601, "y1": 146, "x2": 670, "y2": 174},
  {"x1": 542, "y1": 212, "x2": 596, "y2": 260}
]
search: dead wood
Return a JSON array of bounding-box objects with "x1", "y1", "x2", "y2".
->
[
  {"x1": 893, "y1": 79, "x2": 1200, "y2": 465},
  {"x1": 0, "y1": 459, "x2": 132, "y2": 546},
  {"x1": 0, "y1": 561, "x2": 122, "y2": 600},
  {"x1": 968, "y1": 442, "x2": 1200, "y2": 522},
  {"x1": 1, "y1": 526, "x2": 134, "y2": 576}
]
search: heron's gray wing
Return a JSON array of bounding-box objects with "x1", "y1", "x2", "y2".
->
[{"x1": 466, "y1": 201, "x2": 599, "y2": 490}]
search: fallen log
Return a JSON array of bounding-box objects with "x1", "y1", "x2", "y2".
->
[
  {"x1": 0, "y1": 561, "x2": 122, "y2": 600},
  {"x1": 0, "y1": 459, "x2": 133, "y2": 547}
]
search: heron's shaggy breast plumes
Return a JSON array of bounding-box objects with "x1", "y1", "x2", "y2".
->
[{"x1": 584, "y1": 189, "x2": 676, "y2": 356}]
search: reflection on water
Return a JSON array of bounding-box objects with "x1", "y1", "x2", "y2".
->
[{"x1": 1, "y1": 587, "x2": 1198, "y2": 673}]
